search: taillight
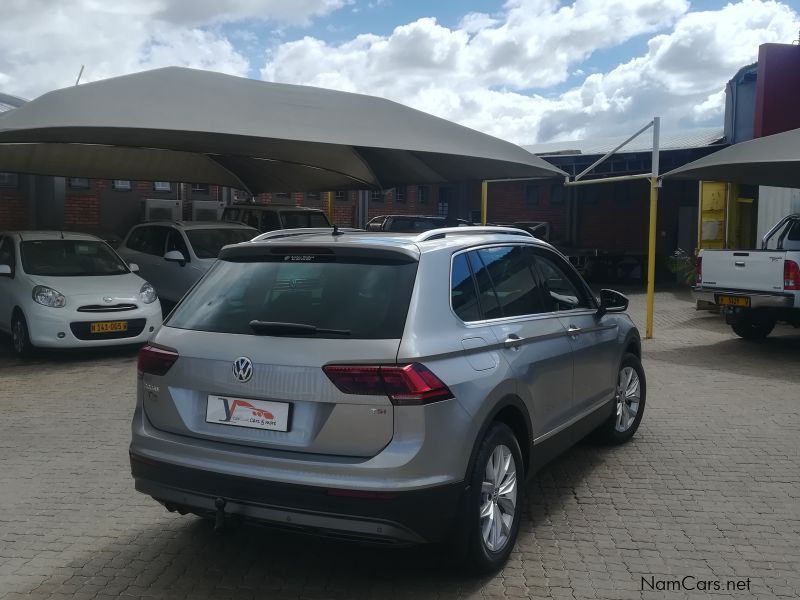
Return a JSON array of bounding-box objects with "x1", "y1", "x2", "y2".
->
[
  {"x1": 323, "y1": 363, "x2": 452, "y2": 405},
  {"x1": 695, "y1": 255, "x2": 702, "y2": 285},
  {"x1": 138, "y1": 344, "x2": 178, "y2": 376},
  {"x1": 785, "y1": 260, "x2": 800, "y2": 291}
]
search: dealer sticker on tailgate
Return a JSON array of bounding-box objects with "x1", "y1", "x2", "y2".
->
[{"x1": 206, "y1": 395, "x2": 290, "y2": 432}]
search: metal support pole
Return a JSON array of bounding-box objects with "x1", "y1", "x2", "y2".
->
[
  {"x1": 645, "y1": 117, "x2": 660, "y2": 339},
  {"x1": 481, "y1": 180, "x2": 488, "y2": 225},
  {"x1": 327, "y1": 191, "x2": 334, "y2": 224}
]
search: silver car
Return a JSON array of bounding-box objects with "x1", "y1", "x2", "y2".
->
[
  {"x1": 118, "y1": 221, "x2": 258, "y2": 303},
  {"x1": 130, "y1": 226, "x2": 645, "y2": 572}
]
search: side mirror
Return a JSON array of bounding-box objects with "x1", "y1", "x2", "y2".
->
[
  {"x1": 597, "y1": 288, "x2": 629, "y2": 317},
  {"x1": 128, "y1": 263, "x2": 140, "y2": 273},
  {"x1": 164, "y1": 250, "x2": 186, "y2": 266},
  {"x1": 0, "y1": 264, "x2": 11, "y2": 277}
]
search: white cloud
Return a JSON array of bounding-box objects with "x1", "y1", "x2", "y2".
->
[
  {"x1": 0, "y1": 0, "x2": 345, "y2": 99},
  {"x1": 261, "y1": 0, "x2": 800, "y2": 143}
]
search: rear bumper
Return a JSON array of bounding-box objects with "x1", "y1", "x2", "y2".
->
[
  {"x1": 693, "y1": 287, "x2": 795, "y2": 309},
  {"x1": 130, "y1": 452, "x2": 466, "y2": 545}
]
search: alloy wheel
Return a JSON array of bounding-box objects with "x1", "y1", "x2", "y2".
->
[
  {"x1": 480, "y1": 444, "x2": 517, "y2": 552},
  {"x1": 615, "y1": 366, "x2": 641, "y2": 432}
]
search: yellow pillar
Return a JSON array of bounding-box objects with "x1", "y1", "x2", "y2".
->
[
  {"x1": 481, "y1": 181, "x2": 488, "y2": 225},
  {"x1": 327, "y1": 191, "x2": 334, "y2": 223},
  {"x1": 645, "y1": 177, "x2": 659, "y2": 339}
]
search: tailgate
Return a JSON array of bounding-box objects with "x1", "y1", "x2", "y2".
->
[{"x1": 701, "y1": 250, "x2": 786, "y2": 292}]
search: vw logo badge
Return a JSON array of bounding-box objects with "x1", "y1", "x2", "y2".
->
[{"x1": 232, "y1": 357, "x2": 253, "y2": 383}]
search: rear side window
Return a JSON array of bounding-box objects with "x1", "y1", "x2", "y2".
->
[
  {"x1": 451, "y1": 245, "x2": 548, "y2": 322},
  {"x1": 476, "y1": 246, "x2": 546, "y2": 318},
  {"x1": 451, "y1": 254, "x2": 481, "y2": 321},
  {"x1": 167, "y1": 254, "x2": 417, "y2": 339},
  {"x1": 281, "y1": 212, "x2": 330, "y2": 228},
  {"x1": 127, "y1": 226, "x2": 168, "y2": 256}
]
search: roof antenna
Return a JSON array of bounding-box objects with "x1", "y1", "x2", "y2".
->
[
  {"x1": 75, "y1": 65, "x2": 85, "y2": 86},
  {"x1": 332, "y1": 224, "x2": 343, "y2": 236}
]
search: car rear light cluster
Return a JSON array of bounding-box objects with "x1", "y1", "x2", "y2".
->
[
  {"x1": 695, "y1": 255, "x2": 702, "y2": 285},
  {"x1": 785, "y1": 260, "x2": 800, "y2": 291},
  {"x1": 323, "y1": 363, "x2": 452, "y2": 405},
  {"x1": 138, "y1": 344, "x2": 179, "y2": 376}
]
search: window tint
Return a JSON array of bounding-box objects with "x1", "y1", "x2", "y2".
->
[
  {"x1": 535, "y1": 253, "x2": 590, "y2": 311},
  {"x1": 261, "y1": 211, "x2": 281, "y2": 231},
  {"x1": 281, "y1": 211, "x2": 330, "y2": 228},
  {"x1": 167, "y1": 255, "x2": 418, "y2": 339},
  {"x1": 476, "y1": 246, "x2": 545, "y2": 318},
  {"x1": 127, "y1": 226, "x2": 168, "y2": 256},
  {"x1": 186, "y1": 228, "x2": 256, "y2": 259},
  {"x1": 166, "y1": 229, "x2": 190, "y2": 260},
  {"x1": 467, "y1": 251, "x2": 501, "y2": 319},
  {"x1": 0, "y1": 237, "x2": 14, "y2": 271},
  {"x1": 20, "y1": 240, "x2": 128, "y2": 276},
  {"x1": 451, "y1": 253, "x2": 481, "y2": 321}
]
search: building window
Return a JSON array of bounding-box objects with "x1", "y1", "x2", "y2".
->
[
  {"x1": 550, "y1": 184, "x2": 565, "y2": 205},
  {"x1": 273, "y1": 192, "x2": 291, "y2": 202},
  {"x1": 335, "y1": 190, "x2": 346, "y2": 201},
  {"x1": 371, "y1": 190, "x2": 383, "y2": 202},
  {"x1": 153, "y1": 181, "x2": 171, "y2": 192},
  {"x1": 0, "y1": 173, "x2": 19, "y2": 188},
  {"x1": 418, "y1": 185, "x2": 429, "y2": 204},
  {"x1": 191, "y1": 183, "x2": 209, "y2": 193},
  {"x1": 306, "y1": 191, "x2": 320, "y2": 202},
  {"x1": 525, "y1": 185, "x2": 540, "y2": 207},
  {"x1": 112, "y1": 180, "x2": 131, "y2": 191},
  {"x1": 69, "y1": 177, "x2": 90, "y2": 189},
  {"x1": 395, "y1": 186, "x2": 406, "y2": 202}
]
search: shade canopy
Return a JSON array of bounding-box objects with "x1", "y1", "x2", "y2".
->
[
  {"x1": 663, "y1": 127, "x2": 800, "y2": 188},
  {"x1": 0, "y1": 67, "x2": 564, "y2": 193}
]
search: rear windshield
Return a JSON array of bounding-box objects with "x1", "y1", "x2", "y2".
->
[
  {"x1": 186, "y1": 228, "x2": 256, "y2": 259},
  {"x1": 281, "y1": 212, "x2": 330, "y2": 228},
  {"x1": 167, "y1": 254, "x2": 417, "y2": 338},
  {"x1": 21, "y1": 240, "x2": 128, "y2": 276}
]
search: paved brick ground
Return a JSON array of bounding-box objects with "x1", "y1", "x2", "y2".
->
[{"x1": 1, "y1": 287, "x2": 799, "y2": 599}]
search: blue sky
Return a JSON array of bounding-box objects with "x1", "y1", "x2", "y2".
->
[{"x1": 3, "y1": 0, "x2": 799, "y2": 143}]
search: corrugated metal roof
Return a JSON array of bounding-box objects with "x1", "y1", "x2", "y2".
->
[{"x1": 524, "y1": 127, "x2": 726, "y2": 156}]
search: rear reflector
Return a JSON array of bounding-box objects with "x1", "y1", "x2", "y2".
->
[
  {"x1": 138, "y1": 344, "x2": 178, "y2": 376},
  {"x1": 785, "y1": 260, "x2": 800, "y2": 291},
  {"x1": 323, "y1": 363, "x2": 452, "y2": 405}
]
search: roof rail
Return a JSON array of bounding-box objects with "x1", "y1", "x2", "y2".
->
[
  {"x1": 251, "y1": 227, "x2": 362, "y2": 242},
  {"x1": 414, "y1": 226, "x2": 534, "y2": 243}
]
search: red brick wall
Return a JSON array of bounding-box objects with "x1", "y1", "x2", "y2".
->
[
  {"x1": 64, "y1": 195, "x2": 100, "y2": 228},
  {"x1": 0, "y1": 193, "x2": 29, "y2": 229},
  {"x1": 486, "y1": 181, "x2": 569, "y2": 243}
]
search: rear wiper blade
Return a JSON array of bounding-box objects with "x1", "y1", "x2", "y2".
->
[{"x1": 249, "y1": 320, "x2": 351, "y2": 336}]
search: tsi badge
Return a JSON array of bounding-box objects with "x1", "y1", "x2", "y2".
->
[{"x1": 232, "y1": 357, "x2": 253, "y2": 383}]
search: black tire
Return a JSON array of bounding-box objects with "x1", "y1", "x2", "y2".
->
[
  {"x1": 10, "y1": 310, "x2": 35, "y2": 358},
  {"x1": 732, "y1": 311, "x2": 775, "y2": 340},
  {"x1": 461, "y1": 422, "x2": 524, "y2": 574},
  {"x1": 595, "y1": 353, "x2": 646, "y2": 445}
]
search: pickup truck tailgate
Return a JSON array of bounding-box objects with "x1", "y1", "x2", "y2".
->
[{"x1": 701, "y1": 250, "x2": 786, "y2": 292}]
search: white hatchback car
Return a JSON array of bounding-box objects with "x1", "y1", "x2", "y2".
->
[
  {"x1": 117, "y1": 221, "x2": 258, "y2": 303},
  {"x1": 0, "y1": 231, "x2": 163, "y2": 356}
]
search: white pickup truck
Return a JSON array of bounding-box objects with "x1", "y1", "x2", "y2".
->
[{"x1": 694, "y1": 214, "x2": 800, "y2": 339}]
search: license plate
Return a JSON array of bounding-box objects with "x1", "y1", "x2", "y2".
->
[
  {"x1": 90, "y1": 320, "x2": 128, "y2": 333},
  {"x1": 206, "y1": 395, "x2": 290, "y2": 432},
  {"x1": 717, "y1": 295, "x2": 750, "y2": 307}
]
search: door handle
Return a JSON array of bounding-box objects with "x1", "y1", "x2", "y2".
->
[
  {"x1": 567, "y1": 325, "x2": 581, "y2": 337},
  {"x1": 503, "y1": 334, "x2": 522, "y2": 349}
]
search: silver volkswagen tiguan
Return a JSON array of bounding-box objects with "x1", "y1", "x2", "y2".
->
[{"x1": 130, "y1": 226, "x2": 645, "y2": 572}]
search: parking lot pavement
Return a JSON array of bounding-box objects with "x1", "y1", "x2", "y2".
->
[{"x1": 1, "y1": 287, "x2": 799, "y2": 599}]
